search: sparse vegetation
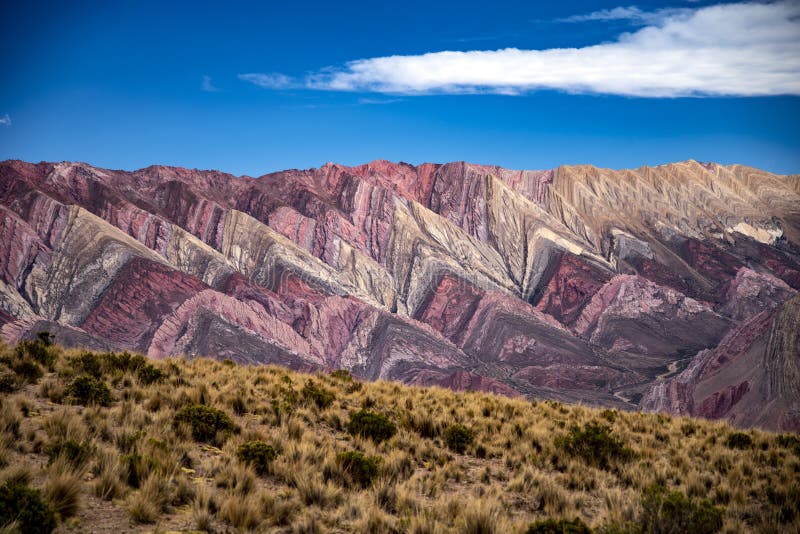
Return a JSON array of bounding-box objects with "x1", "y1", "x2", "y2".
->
[{"x1": 0, "y1": 341, "x2": 797, "y2": 532}]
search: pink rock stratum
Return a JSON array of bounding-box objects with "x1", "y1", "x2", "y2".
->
[{"x1": 1, "y1": 158, "x2": 799, "y2": 431}]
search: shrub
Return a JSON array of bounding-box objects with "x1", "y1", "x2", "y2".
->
[
  {"x1": 64, "y1": 374, "x2": 113, "y2": 406},
  {"x1": 337, "y1": 450, "x2": 380, "y2": 487},
  {"x1": 554, "y1": 422, "x2": 633, "y2": 470},
  {"x1": 173, "y1": 404, "x2": 235, "y2": 443},
  {"x1": 102, "y1": 351, "x2": 147, "y2": 374},
  {"x1": 444, "y1": 424, "x2": 475, "y2": 454},
  {"x1": 237, "y1": 441, "x2": 278, "y2": 476},
  {"x1": 725, "y1": 432, "x2": 753, "y2": 450},
  {"x1": 121, "y1": 453, "x2": 156, "y2": 489},
  {"x1": 12, "y1": 358, "x2": 43, "y2": 384},
  {"x1": 346, "y1": 410, "x2": 397, "y2": 443},
  {"x1": 46, "y1": 439, "x2": 94, "y2": 468},
  {"x1": 638, "y1": 485, "x2": 723, "y2": 534},
  {"x1": 71, "y1": 352, "x2": 103, "y2": 378},
  {"x1": 525, "y1": 517, "x2": 592, "y2": 534},
  {"x1": 15, "y1": 338, "x2": 55, "y2": 368},
  {"x1": 0, "y1": 371, "x2": 18, "y2": 393},
  {"x1": 776, "y1": 434, "x2": 800, "y2": 456},
  {"x1": 0, "y1": 480, "x2": 57, "y2": 534},
  {"x1": 136, "y1": 364, "x2": 165, "y2": 386},
  {"x1": 302, "y1": 380, "x2": 334, "y2": 410}
]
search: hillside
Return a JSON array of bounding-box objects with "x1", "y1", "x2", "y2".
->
[
  {"x1": 1, "y1": 159, "x2": 799, "y2": 431},
  {"x1": 0, "y1": 339, "x2": 798, "y2": 533}
]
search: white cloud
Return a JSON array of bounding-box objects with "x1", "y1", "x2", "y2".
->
[
  {"x1": 201, "y1": 75, "x2": 219, "y2": 92},
  {"x1": 0, "y1": 114, "x2": 10, "y2": 126},
  {"x1": 358, "y1": 97, "x2": 403, "y2": 105},
  {"x1": 241, "y1": 2, "x2": 800, "y2": 98},
  {"x1": 238, "y1": 72, "x2": 296, "y2": 89},
  {"x1": 558, "y1": 6, "x2": 692, "y2": 25}
]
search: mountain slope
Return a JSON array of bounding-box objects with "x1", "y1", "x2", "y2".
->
[{"x1": 1, "y1": 159, "x2": 798, "y2": 430}]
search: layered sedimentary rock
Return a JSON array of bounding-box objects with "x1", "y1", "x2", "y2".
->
[{"x1": 1, "y1": 159, "x2": 799, "y2": 430}]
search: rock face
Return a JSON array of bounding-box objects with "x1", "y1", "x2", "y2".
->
[{"x1": 1, "y1": 159, "x2": 799, "y2": 430}]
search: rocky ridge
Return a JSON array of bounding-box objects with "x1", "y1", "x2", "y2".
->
[{"x1": 1, "y1": 158, "x2": 798, "y2": 430}]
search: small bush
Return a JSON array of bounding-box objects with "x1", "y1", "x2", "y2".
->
[
  {"x1": 102, "y1": 351, "x2": 147, "y2": 374},
  {"x1": 776, "y1": 434, "x2": 800, "y2": 456},
  {"x1": 46, "y1": 440, "x2": 94, "y2": 468},
  {"x1": 15, "y1": 338, "x2": 55, "y2": 368},
  {"x1": 136, "y1": 364, "x2": 165, "y2": 386},
  {"x1": 64, "y1": 374, "x2": 113, "y2": 406},
  {"x1": 173, "y1": 404, "x2": 235, "y2": 443},
  {"x1": 638, "y1": 485, "x2": 723, "y2": 534},
  {"x1": 337, "y1": 450, "x2": 380, "y2": 488},
  {"x1": 12, "y1": 358, "x2": 43, "y2": 384},
  {"x1": 0, "y1": 371, "x2": 18, "y2": 393},
  {"x1": 302, "y1": 380, "x2": 334, "y2": 410},
  {"x1": 237, "y1": 441, "x2": 278, "y2": 476},
  {"x1": 444, "y1": 424, "x2": 475, "y2": 454},
  {"x1": 347, "y1": 410, "x2": 397, "y2": 443},
  {"x1": 71, "y1": 352, "x2": 103, "y2": 378},
  {"x1": 0, "y1": 480, "x2": 57, "y2": 534},
  {"x1": 554, "y1": 422, "x2": 633, "y2": 470},
  {"x1": 525, "y1": 517, "x2": 592, "y2": 534},
  {"x1": 725, "y1": 432, "x2": 753, "y2": 450}
]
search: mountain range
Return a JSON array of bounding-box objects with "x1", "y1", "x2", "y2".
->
[{"x1": 1, "y1": 158, "x2": 798, "y2": 431}]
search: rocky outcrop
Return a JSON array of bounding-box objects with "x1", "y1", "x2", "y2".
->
[{"x1": 1, "y1": 158, "x2": 799, "y2": 429}]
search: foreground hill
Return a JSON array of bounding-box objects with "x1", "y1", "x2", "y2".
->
[
  {"x1": 1, "y1": 159, "x2": 799, "y2": 430},
  {"x1": 0, "y1": 340, "x2": 798, "y2": 533}
]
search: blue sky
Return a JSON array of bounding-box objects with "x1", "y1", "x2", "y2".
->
[{"x1": 1, "y1": 0, "x2": 799, "y2": 175}]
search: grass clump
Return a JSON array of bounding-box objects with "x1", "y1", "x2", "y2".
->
[
  {"x1": 725, "y1": 431, "x2": 753, "y2": 450},
  {"x1": 236, "y1": 441, "x2": 277, "y2": 476},
  {"x1": 555, "y1": 422, "x2": 633, "y2": 470},
  {"x1": 336, "y1": 450, "x2": 381, "y2": 488},
  {"x1": 444, "y1": 424, "x2": 475, "y2": 454},
  {"x1": 302, "y1": 380, "x2": 334, "y2": 409},
  {"x1": 347, "y1": 409, "x2": 396, "y2": 443},
  {"x1": 173, "y1": 404, "x2": 235, "y2": 443},
  {"x1": 525, "y1": 517, "x2": 592, "y2": 534},
  {"x1": 0, "y1": 480, "x2": 57, "y2": 534},
  {"x1": 64, "y1": 374, "x2": 112, "y2": 406}
]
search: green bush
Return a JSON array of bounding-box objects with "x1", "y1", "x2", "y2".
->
[
  {"x1": 302, "y1": 380, "x2": 334, "y2": 410},
  {"x1": 725, "y1": 432, "x2": 753, "y2": 450},
  {"x1": 554, "y1": 422, "x2": 633, "y2": 470},
  {"x1": 136, "y1": 364, "x2": 165, "y2": 385},
  {"x1": 12, "y1": 358, "x2": 43, "y2": 384},
  {"x1": 237, "y1": 441, "x2": 278, "y2": 476},
  {"x1": 71, "y1": 352, "x2": 103, "y2": 378},
  {"x1": 173, "y1": 404, "x2": 235, "y2": 443},
  {"x1": 15, "y1": 338, "x2": 56, "y2": 368},
  {"x1": 101, "y1": 351, "x2": 147, "y2": 374},
  {"x1": 444, "y1": 424, "x2": 475, "y2": 454},
  {"x1": 337, "y1": 450, "x2": 380, "y2": 487},
  {"x1": 346, "y1": 410, "x2": 397, "y2": 443},
  {"x1": 0, "y1": 480, "x2": 57, "y2": 534},
  {"x1": 0, "y1": 370, "x2": 18, "y2": 393},
  {"x1": 638, "y1": 485, "x2": 723, "y2": 534},
  {"x1": 64, "y1": 374, "x2": 113, "y2": 406},
  {"x1": 525, "y1": 517, "x2": 592, "y2": 534}
]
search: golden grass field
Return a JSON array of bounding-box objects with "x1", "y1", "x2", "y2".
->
[{"x1": 0, "y1": 337, "x2": 798, "y2": 533}]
